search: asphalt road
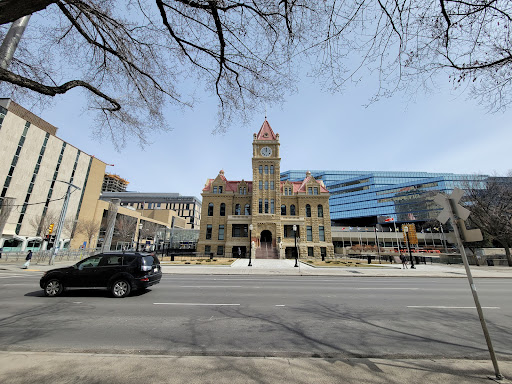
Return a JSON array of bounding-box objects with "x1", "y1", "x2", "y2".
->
[{"x1": 1, "y1": 271, "x2": 511, "y2": 360}]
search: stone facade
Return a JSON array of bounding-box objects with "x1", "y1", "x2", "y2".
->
[{"x1": 197, "y1": 121, "x2": 334, "y2": 259}]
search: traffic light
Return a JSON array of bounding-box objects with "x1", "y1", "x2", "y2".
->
[{"x1": 48, "y1": 223, "x2": 54, "y2": 234}]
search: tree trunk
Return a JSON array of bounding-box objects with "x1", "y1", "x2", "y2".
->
[{"x1": 505, "y1": 245, "x2": 512, "y2": 267}]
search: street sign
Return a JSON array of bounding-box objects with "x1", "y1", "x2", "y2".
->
[{"x1": 434, "y1": 189, "x2": 482, "y2": 242}]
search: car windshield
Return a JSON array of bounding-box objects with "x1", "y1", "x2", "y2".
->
[{"x1": 142, "y1": 255, "x2": 159, "y2": 266}]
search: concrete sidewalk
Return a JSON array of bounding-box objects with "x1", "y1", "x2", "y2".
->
[
  {"x1": 1, "y1": 258, "x2": 512, "y2": 278},
  {"x1": 0, "y1": 351, "x2": 510, "y2": 384}
]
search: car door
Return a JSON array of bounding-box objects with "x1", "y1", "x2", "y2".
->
[
  {"x1": 75, "y1": 255, "x2": 104, "y2": 287},
  {"x1": 95, "y1": 254, "x2": 125, "y2": 287}
]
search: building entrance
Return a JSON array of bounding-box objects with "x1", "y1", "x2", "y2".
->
[{"x1": 260, "y1": 230, "x2": 272, "y2": 244}]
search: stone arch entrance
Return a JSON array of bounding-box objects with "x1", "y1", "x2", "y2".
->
[{"x1": 260, "y1": 230, "x2": 272, "y2": 244}]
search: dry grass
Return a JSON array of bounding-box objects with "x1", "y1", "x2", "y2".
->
[{"x1": 159, "y1": 256, "x2": 235, "y2": 265}]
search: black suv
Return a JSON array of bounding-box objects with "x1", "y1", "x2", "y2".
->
[{"x1": 40, "y1": 252, "x2": 162, "y2": 298}]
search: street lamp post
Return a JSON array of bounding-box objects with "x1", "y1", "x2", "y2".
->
[
  {"x1": 248, "y1": 224, "x2": 253, "y2": 266},
  {"x1": 293, "y1": 224, "x2": 298, "y2": 267},
  {"x1": 137, "y1": 222, "x2": 143, "y2": 252}
]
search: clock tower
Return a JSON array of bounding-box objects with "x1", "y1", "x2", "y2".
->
[{"x1": 251, "y1": 119, "x2": 281, "y2": 249}]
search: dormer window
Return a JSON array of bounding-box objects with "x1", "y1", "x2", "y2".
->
[
  {"x1": 219, "y1": 186, "x2": 223, "y2": 193},
  {"x1": 314, "y1": 187, "x2": 319, "y2": 195},
  {"x1": 213, "y1": 186, "x2": 218, "y2": 194},
  {"x1": 308, "y1": 187, "x2": 313, "y2": 195}
]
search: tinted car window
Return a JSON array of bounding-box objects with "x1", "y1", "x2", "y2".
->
[
  {"x1": 123, "y1": 255, "x2": 137, "y2": 265},
  {"x1": 101, "y1": 255, "x2": 122, "y2": 266},
  {"x1": 77, "y1": 255, "x2": 102, "y2": 269},
  {"x1": 142, "y1": 256, "x2": 155, "y2": 266}
]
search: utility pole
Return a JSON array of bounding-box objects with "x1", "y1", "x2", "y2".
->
[
  {"x1": 434, "y1": 188, "x2": 503, "y2": 381},
  {"x1": 0, "y1": 16, "x2": 31, "y2": 69},
  {"x1": 49, "y1": 181, "x2": 80, "y2": 265}
]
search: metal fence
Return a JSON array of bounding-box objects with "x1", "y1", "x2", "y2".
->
[{"x1": 0, "y1": 248, "x2": 97, "y2": 264}]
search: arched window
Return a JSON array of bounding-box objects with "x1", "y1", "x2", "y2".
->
[
  {"x1": 244, "y1": 204, "x2": 251, "y2": 215},
  {"x1": 318, "y1": 204, "x2": 324, "y2": 217},
  {"x1": 281, "y1": 205, "x2": 286, "y2": 215},
  {"x1": 235, "y1": 204, "x2": 241, "y2": 215},
  {"x1": 306, "y1": 204, "x2": 311, "y2": 217},
  {"x1": 290, "y1": 204, "x2": 296, "y2": 216},
  {"x1": 208, "y1": 203, "x2": 214, "y2": 216},
  {"x1": 220, "y1": 203, "x2": 226, "y2": 216}
]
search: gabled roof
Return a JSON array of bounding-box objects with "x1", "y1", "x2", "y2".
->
[
  {"x1": 202, "y1": 171, "x2": 253, "y2": 192},
  {"x1": 256, "y1": 119, "x2": 277, "y2": 141},
  {"x1": 280, "y1": 171, "x2": 329, "y2": 193}
]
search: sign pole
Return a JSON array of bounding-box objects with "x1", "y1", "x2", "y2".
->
[{"x1": 437, "y1": 192, "x2": 503, "y2": 381}]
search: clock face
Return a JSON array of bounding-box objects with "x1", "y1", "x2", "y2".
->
[{"x1": 260, "y1": 146, "x2": 272, "y2": 157}]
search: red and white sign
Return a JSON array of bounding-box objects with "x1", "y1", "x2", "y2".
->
[{"x1": 384, "y1": 218, "x2": 394, "y2": 222}]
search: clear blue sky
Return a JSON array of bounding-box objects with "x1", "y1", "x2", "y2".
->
[{"x1": 36, "y1": 70, "x2": 511, "y2": 200}]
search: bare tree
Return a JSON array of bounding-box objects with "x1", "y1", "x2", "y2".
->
[
  {"x1": 316, "y1": 1, "x2": 512, "y2": 111},
  {"x1": 139, "y1": 221, "x2": 159, "y2": 241},
  {"x1": 115, "y1": 214, "x2": 137, "y2": 244},
  {"x1": 0, "y1": 1, "x2": 316, "y2": 146},
  {"x1": 74, "y1": 218, "x2": 100, "y2": 248},
  {"x1": 28, "y1": 210, "x2": 59, "y2": 237},
  {"x1": 3, "y1": 1, "x2": 511, "y2": 144},
  {"x1": 464, "y1": 173, "x2": 512, "y2": 266}
]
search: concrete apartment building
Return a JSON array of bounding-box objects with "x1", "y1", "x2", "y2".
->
[
  {"x1": 197, "y1": 120, "x2": 334, "y2": 259},
  {"x1": 102, "y1": 173, "x2": 129, "y2": 192}
]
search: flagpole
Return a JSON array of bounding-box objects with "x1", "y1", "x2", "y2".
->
[{"x1": 393, "y1": 220, "x2": 400, "y2": 253}]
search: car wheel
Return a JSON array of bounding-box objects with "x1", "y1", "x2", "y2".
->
[
  {"x1": 44, "y1": 279, "x2": 64, "y2": 297},
  {"x1": 111, "y1": 279, "x2": 131, "y2": 298}
]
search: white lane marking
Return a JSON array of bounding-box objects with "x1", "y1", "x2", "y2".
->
[
  {"x1": 357, "y1": 288, "x2": 420, "y2": 290},
  {"x1": 73, "y1": 302, "x2": 82, "y2": 304},
  {"x1": 408, "y1": 306, "x2": 501, "y2": 309},
  {"x1": 179, "y1": 286, "x2": 242, "y2": 288},
  {"x1": 275, "y1": 305, "x2": 286, "y2": 307},
  {"x1": 154, "y1": 303, "x2": 240, "y2": 306}
]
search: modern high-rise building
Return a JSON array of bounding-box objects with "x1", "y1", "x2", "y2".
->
[
  {"x1": 281, "y1": 170, "x2": 487, "y2": 227},
  {"x1": 197, "y1": 120, "x2": 334, "y2": 259}
]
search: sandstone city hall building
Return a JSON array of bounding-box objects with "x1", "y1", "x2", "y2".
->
[{"x1": 198, "y1": 120, "x2": 334, "y2": 259}]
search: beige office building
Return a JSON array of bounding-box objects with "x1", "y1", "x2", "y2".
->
[
  {"x1": 0, "y1": 99, "x2": 107, "y2": 250},
  {"x1": 197, "y1": 120, "x2": 334, "y2": 259}
]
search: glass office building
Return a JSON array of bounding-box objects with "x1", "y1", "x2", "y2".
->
[{"x1": 281, "y1": 170, "x2": 487, "y2": 227}]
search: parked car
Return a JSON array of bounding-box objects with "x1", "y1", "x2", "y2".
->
[{"x1": 40, "y1": 252, "x2": 162, "y2": 298}]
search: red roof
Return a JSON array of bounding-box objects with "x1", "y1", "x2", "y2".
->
[
  {"x1": 281, "y1": 172, "x2": 329, "y2": 193},
  {"x1": 202, "y1": 176, "x2": 253, "y2": 193},
  {"x1": 256, "y1": 119, "x2": 277, "y2": 141}
]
